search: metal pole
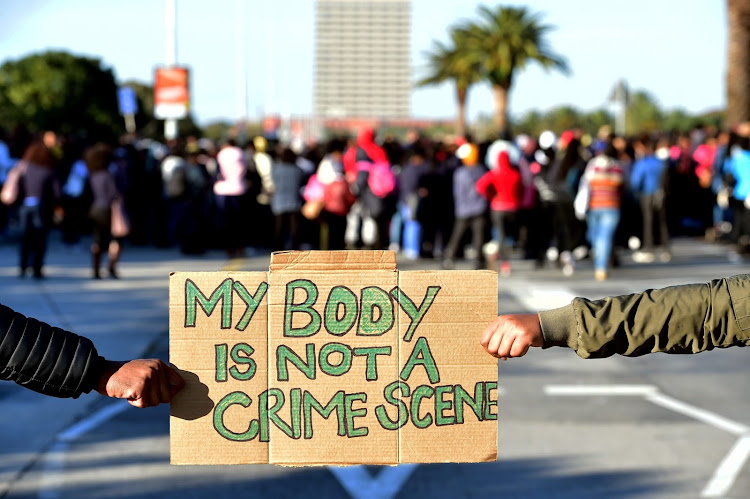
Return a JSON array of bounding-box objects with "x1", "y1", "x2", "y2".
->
[
  {"x1": 164, "y1": 0, "x2": 178, "y2": 140},
  {"x1": 236, "y1": 0, "x2": 248, "y2": 144},
  {"x1": 616, "y1": 79, "x2": 627, "y2": 137}
]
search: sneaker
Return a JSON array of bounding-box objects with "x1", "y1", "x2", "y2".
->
[
  {"x1": 500, "y1": 261, "x2": 511, "y2": 276},
  {"x1": 594, "y1": 269, "x2": 607, "y2": 281},
  {"x1": 632, "y1": 251, "x2": 655, "y2": 263},
  {"x1": 572, "y1": 245, "x2": 589, "y2": 260},
  {"x1": 441, "y1": 258, "x2": 454, "y2": 270},
  {"x1": 659, "y1": 251, "x2": 672, "y2": 263},
  {"x1": 560, "y1": 250, "x2": 575, "y2": 276},
  {"x1": 562, "y1": 262, "x2": 575, "y2": 276},
  {"x1": 546, "y1": 247, "x2": 559, "y2": 262}
]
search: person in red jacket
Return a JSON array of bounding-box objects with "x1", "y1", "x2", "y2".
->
[{"x1": 476, "y1": 149, "x2": 523, "y2": 275}]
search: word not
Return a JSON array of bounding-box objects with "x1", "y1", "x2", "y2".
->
[{"x1": 214, "y1": 336, "x2": 439, "y2": 383}]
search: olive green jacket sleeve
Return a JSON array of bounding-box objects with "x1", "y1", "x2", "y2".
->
[{"x1": 538, "y1": 274, "x2": 750, "y2": 358}]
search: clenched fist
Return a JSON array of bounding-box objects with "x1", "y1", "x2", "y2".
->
[
  {"x1": 96, "y1": 359, "x2": 185, "y2": 408},
  {"x1": 480, "y1": 313, "x2": 544, "y2": 360}
]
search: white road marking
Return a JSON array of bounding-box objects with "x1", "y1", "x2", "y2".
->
[
  {"x1": 328, "y1": 464, "x2": 418, "y2": 499},
  {"x1": 544, "y1": 384, "x2": 658, "y2": 397},
  {"x1": 506, "y1": 286, "x2": 578, "y2": 312},
  {"x1": 645, "y1": 392, "x2": 750, "y2": 436},
  {"x1": 701, "y1": 435, "x2": 750, "y2": 498},
  {"x1": 547, "y1": 384, "x2": 750, "y2": 498}
]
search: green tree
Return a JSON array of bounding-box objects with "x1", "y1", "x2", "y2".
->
[
  {"x1": 203, "y1": 121, "x2": 234, "y2": 143},
  {"x1": 514, "y1": 109, "x2": 544, "y2": 136},
  {"x1": 625, "y1": 91, "x2": 663, "y2": 134},
  {"x1": 0, "y1": 51, "x2": 122, "y2": 141},
  {"x1": 470, "y1": 5, "x2": 568, "y2": 135},
  {"x1": 417, "y1": 26, "x2": 483, "y2": 138},
  {"x1": 580, "y1": 109, "x2": 614, "y2": 136},
  {"x1": 541, "y1": 105, "x2": 581, "y2": 132},
  {"x1": 662, "y1": 108, "x2": 694, "y2": 133}
]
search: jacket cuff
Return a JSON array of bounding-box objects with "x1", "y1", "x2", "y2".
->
[
  {"x1": 539, "y1": 305, "x2": 578, "y2": 350},
  {"x1": 80, "y1": 354, "x2": 107, "y2": 395}
]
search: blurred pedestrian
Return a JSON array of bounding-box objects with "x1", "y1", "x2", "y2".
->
[
  {"x1": 417, "y1": 143, "x2": 454, "y2": 259},
  {"x1": 476, "y1": 148, "x2": 523, "y2": 275},
  {"x1": 395, "y1": 145, "x2": 429, "y2": 258},
  {"x1": 631, "y1": 134, "x2": 670, "y2": 262},
  {"x1": 178, "y1": 147, "x2": 212, "y2": 254},
  {"x1": 161, "y1": 143, "x2": 188, "y2": 247},
  {"x1": 16, "y1": 140, "x2": 61, "y2": 279},
  {"x1": 352, "y1": 128, "x2": 395, "y2": 250},
  {"x1": 724, "y1": 134, "x2": 750, "y2": 253},
  {"x1": 84, "y1": 143, "x2": 123, "y2": 279},
  {"x1": 0, "y1": 127, "x2": 15, "y2": 236},
  {"x1": 61, "y1": 153, "x2": 90, "y2": 249},
  {"x1": 213, "y1": 139, "x2": 248, "y2": 258},
  {"x1": 576, "y1": 140, "x2": 625, "y2": 281},
  {"x1": 303, "y1": 138, "x2": 356, "y2": 250},
  {"x1": 442, "y1": 142, "x2": 488, "y2": 269},
  {"x1": 271, "y1": 146, "x2": 305, "y2": 250}
]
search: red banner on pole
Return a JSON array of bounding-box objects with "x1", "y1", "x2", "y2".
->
[{"x1": 154, "y1": 66, "x2": 189, "y2": 119}]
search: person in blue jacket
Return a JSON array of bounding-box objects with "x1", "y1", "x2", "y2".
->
[{"x1": 630, "y1": 134, "x2": 670, "y2": 263}]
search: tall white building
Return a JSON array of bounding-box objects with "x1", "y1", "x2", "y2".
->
[{"x1": 314, "y1": 0, "x2": 411, "y2": 119}]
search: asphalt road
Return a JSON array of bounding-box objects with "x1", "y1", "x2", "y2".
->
[{"x1": 1, "y1": 235, "x2": 749, "y2": 499}]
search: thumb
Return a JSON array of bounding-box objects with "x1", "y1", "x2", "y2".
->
[{"x1": 166, "y1": 366, "x2": 185, "y2": 393}]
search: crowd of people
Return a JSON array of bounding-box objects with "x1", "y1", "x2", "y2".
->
[{"x1": 1, "y1": 122, "x2": 748, "y2": 280}]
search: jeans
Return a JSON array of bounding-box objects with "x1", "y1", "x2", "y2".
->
[
  {"x1": 19, "y1": 204, "x2": 48, "y2": 274},
  {"x1": 586, "y1": 208, "x2": 621, "y2": 272},
  {"x1": 394, "y1": 201, "x2": 421, "y2": 258}
]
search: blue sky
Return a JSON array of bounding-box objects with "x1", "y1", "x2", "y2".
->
[{"x1": 0, "y1": 0, "x2": 727, "y2": 126}]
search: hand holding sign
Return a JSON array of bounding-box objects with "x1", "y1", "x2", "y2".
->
[
  {"x1": 480, "y1": 314, "x2": 543, "y2": 360},
  {"x1": 96, "y1": 359, "x2": 184, "y2": 408}
]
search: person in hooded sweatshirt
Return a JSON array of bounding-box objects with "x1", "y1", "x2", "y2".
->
[
  {"x1": 442, "y1": 143, "x2": 488, "y2": 269},
  {"x1": 476, "y1": 149, "x2": 523, "y2": 275}
]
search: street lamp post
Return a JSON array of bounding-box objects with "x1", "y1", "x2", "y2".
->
[{"x1": 165, "y1": 0, "x2": 178, "y2": 141}]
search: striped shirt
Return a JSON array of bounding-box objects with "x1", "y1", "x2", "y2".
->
[{"x1": 587, "y1": 156, "x2": 624, "y2": 210}]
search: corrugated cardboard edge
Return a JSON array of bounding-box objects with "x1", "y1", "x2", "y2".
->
[{"x1": 269, "y1": 250, "x2": 396, "y2": 271}]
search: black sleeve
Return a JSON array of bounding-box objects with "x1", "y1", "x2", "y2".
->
[{"x1": 0, "y1": 303, "x2": 105, "y2": 398}]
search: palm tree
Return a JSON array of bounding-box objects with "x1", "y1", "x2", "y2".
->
[
  {"x1": 417, "y1": 27, "x2": 483, "y2": 138},
  {"x1": 472, "y1": 5, "x2": 569, "y2": 135},
  {"x1": 726, "y1": 0, "x2": 750, "y2": 127}
]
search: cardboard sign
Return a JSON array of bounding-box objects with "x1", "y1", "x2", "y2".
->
[{"x1": 169, "y1": 251, "x2": 498, "y2": 465}]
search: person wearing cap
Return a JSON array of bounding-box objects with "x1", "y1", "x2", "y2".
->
[
  {"x1": 442, "y1": 142, "x2": 488, "y2": 270},
  {"x1": 481, "y1": 274, "x2": 750, "y2": 360}
]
